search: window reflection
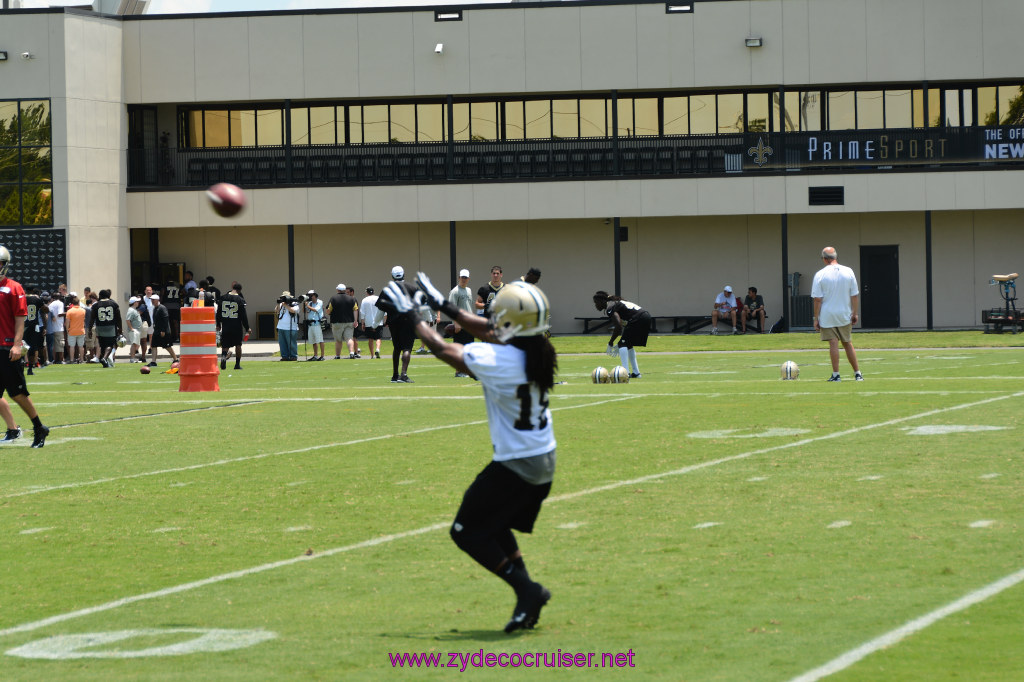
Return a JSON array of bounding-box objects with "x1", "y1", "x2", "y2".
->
[
  {"x1": 633, "y1": 98, "x2": 658, "y2": 136},
  {"x1": 579, "y1": 99, "x2": 606, "y2": 137},
  {"x1": 553, "y1": 99, "x2": 579, "y2": 138},
  {"x1": 884, "y1": 90, "x2": 912, "y2": 128},
  {"x1": 717, "y1": 93, "x2": 742, "y2": 133},
  {"x1": 977, "y1": 87, "x2": 997, "y2": 125},
  {"x1": 451, "y1": 102, "x2": 470, "y2": 141},
  {"x1": 827, "y1": 91, "x2": 855, "y2": 130},
  {"x1": 689, "y1": 94, "x2": 715, "y2": 134},
  {"x1": 746, "y1": 93, "x2": 768, "y2": 132},
  {"x1": 615, "y1": 98, "x2": 633, "y2": 137},
  {"x1": 999, "y1": 85, "x2": 1023, "y2": 125},
  {"x1": 417, "y1": 104, "x2": 443, "y2": 142},
  {"x1": 362, "y1": 105, "x2": 389, "y2": 143},
  {"x1": 0, "y1": 99, "x2": 52, "y2": 227},
  {"x1": 525, "y1": 100, "x2": 549, "y2": 139},
  {"x1": 390, "y1": 104, "x2": 416, "y2": 143},
  {"x1": 471, "y1": 102, "x2": 497, "y2": 141},
  {"x1": 799, "y1": 92, "x2": 822, "y2": 131},
  {"x1": 19, "y1": 101, "x2": 50, "y2": 145},
  {"x1": 856, "y1": 91, "x2": 883, "y2": 129},
  {"x1": 256, "y1": 109, "x2": 282, "y2": 146},
  {"x1": 309, "y1": 106, "x2": 336, "y2": 144},
  {"x1": 504, "y1": 101, "x2": 524, "y2": 140},
  {"x1": 663, "y1": 96, "x2": 688, "y2": 135}
]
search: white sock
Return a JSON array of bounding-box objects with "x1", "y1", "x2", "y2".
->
[
  {"x1": 628, "y1": 348, "x2": 639, "y2": 374},
  {"x1": 618, "y1": 346, "x2": 629, "y2": 371}
]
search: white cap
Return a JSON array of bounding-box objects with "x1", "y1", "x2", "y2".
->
[
  {"x1": 69, "y1": 291, "x2": 78, "y2": 298},
  {"x1": 391, "y1": 266, "x2": 404, "y2": 280},
  {"x1": 724, "y1": 285, "x2": 733, "y2": 293},
  {"x1": 307, "y1": 289, "x2": 316, "y2": 296},
  {"x1": 336, "y1": 283, "x2": 346, "y2": 291},
  {"x1": 128, "y1": 296, "x2": 140, "y2": 304},
  {"x1": 150, "y1": 294, "x2": 160, "y2": 301},
  {"x1": 459, "y1": 269, "x2": 470, "y2": 278}
]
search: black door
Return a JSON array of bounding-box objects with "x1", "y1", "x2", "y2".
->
[{"x1": 859, "y1": 245, "x2": 900, "y2": 328}]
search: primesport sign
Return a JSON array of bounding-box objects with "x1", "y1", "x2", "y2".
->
[{"x1": 741, "y1": 126, "x2": 1024, "y2": 171}]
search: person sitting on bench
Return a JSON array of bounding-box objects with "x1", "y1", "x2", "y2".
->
[
  {"x1": 712, "y1": 285, "x2": 742, "y2": 335},
  {"x1": 743, "y1": 286, "x2": 767, "y2": 334}
]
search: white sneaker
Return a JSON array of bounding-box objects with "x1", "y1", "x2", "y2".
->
[{"x1": 710, "y1": 327, "x2": 719, "y2": 335}]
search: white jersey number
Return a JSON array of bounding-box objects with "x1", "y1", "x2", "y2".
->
[{"x1": 514, "y1": 384, "x2": 549, "y2": 431}]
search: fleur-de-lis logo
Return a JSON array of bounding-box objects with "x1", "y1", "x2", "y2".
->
[{"x1": 747, "y1": 137, "x2": 773, "y2": 167}]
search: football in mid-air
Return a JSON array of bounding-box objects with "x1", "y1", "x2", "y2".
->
[
  {"x1": 206, "y1": 182, "x2": 246, "y2": 217},
  {"x1": 611, "y1": 366, "x2": 630, "y2": 383},
  {"x1": 591, "y1": 366, "x2": 610, "y2": 384},
  {"x1": 140, "y1": 366, "x2": 151, "y2": 375},
  {"x1": 780, "y1": 360, "x2": 799, "y2": 380}
]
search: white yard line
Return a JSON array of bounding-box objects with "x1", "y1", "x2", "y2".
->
[
  {"x1": 1, "y1": 391, "x2": 1019, "y2": 639},
  {"x1": 788, "y1": 567, "x2": 1024, "y2": 682},
  {"x1": 4, "y1": 397, "x2": 634, "y2": 499}
]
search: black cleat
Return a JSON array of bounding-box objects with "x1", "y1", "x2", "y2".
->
[
  {"x1": 827, "y1": 375, "x2": 841, "y2": 382},
  {"x1": 398, "y1": 374, "x2": 414, "y2": 383},
  {"x1": 390, "y1": 375, "x2": 400, "y2": 383},
  {"x1": 220, "y1": 357, "x2": 227, "y2": 370},
  {"x1": 1, "y1": 427, "x2": 22, "y2": 443},
  {"x1": 504, "y1": 584, "x2": 551, "y2": 633},
  {"x1": 31, "y1": 425, "x2": 49, "y2": 448}
]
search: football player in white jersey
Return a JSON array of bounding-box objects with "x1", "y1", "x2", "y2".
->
[{"x1": 383, "y1": 273, "x2": 556, "y2": 634}]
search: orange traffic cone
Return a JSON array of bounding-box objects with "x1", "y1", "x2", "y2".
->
[{"x1": 179, "y1": 306, "x2": 219, "y2": 392}]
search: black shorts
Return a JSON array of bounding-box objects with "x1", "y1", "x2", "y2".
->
[
  {"x1": 154, "y1": 331, "x2": 174, "y2": 348},
  {"x1": 98, "y1": 333, "x2": 117, "y2": 350},
  {"x1": 388, "y1": 320, "x2": 416, "y2": 352},
  {"x1": 453, "y1": 460, "x2": 552, "y2": 537},
  {"x1": 0, "y1": 349, "x2": 29, "y2": 398},
  {"x1": 619, "y1": 310, "x2": 652, "y2": 348},
  {"x1": 24, "y1": 332, "x2": 44, "y2": 355},
  {"x1": 221, "y1": 330, "x2": 243, "y2": 348},
  {"x1": 453, "y1": 329, "x2": 474, "y2": 345},
  {"x1": 363, "y1": 326, "x2": 383, "y2": 340}
]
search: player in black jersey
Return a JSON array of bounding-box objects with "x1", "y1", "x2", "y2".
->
[
  {"x1": 91, "y1": 289, "x2": 122, "y2": 368},
  {"x1": 593, "y1": 290, "x2": 651, "y2": 379},
  {"x1": 216, "y1": 282, "x2": 251, "y2": 370},
  {"x1": 24, "y1": 287, "x2": 45, "y2": 375}
]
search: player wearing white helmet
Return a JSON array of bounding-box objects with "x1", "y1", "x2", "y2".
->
[
  {"x1": 0, "y1": 246, "x2": 49, "y2": 447},
  {"x1": 382, "y1": 273, "x2": 556, "y2": 634}
]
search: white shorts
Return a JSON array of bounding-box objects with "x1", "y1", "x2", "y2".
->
[
  {"x1": 307, "y1": 323, "x2": 324, "y2": 344},
  {"x1": 68, "y1": 334, "x2": 85, "y2": 348},
  {"x1": 126, "y1": 329, "x2": 141, "y2": 346}
]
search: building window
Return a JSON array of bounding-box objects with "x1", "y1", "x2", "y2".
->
[{"x1": 0, "y1": 99, "x2": 52, "y2": 227}]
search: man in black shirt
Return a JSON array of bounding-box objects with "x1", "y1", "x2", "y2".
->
[
  {"x1": 476, "y1": 265, "x2": 505, "y2": 315},
  {"x1": 91, "y1": 289, "x2": 122, "y2": 368},
  {"x1": 24, "y1": 287, "x2": 45, "y2": 375},
  {"x1": 326, "y1": 284, "x2": 358, "y2": 360},
  {"x1": 148, "y1": 294, "x2": 178, "y2": 367},
  {"x1": 216, "y1": 282, "x2": 250, "y2": 370},
  {"x1": 375, "y1": 266, "x2": 417, "y2": 382},
  {"x1": 743, "y1": 286, "x2": 767, "y2": 333}
]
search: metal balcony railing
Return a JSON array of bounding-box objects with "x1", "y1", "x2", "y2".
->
[{"x1": 127, "y1": 127, "x2": 1023, "y2": 190}]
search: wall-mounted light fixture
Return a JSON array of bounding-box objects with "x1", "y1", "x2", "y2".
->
[
  {"x1": 665, "y1": 3, "x2": 693, "y2": 13},
  {"x1": 0, "y1": 51, "x2": 7, "y2": 61},
  {"x1": 21, "y1": 51, "x2": 35, "y2": 59},
  {"x1": 434, "y1": 43, "x2": 444, "y2": 54},
  {"x1": 745, "y1": 36, "x2": 763, "y2": 48},
  {"x1": 434, "y1": 10, "x2": 462, "y2": 22}
]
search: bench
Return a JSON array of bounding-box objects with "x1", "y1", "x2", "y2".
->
[
  {"x1": 650, "y1": 315, "x2": 713, "y2": 333},
  {"x1": 575, "y1": 317, "x2": 612, "y2": 334}
]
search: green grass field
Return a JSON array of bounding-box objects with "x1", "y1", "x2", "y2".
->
[{"x1": 1, "y1": 332, "x2": 1021, "y2": 680}]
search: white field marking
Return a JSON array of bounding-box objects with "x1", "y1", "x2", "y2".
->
[
  {"x1": 286, "y1": 481, "x2": 309, "y2": 487},
  {"x1": 827, "y1": 521, "x2": 852, "y2": 529},
  {"x1": 670, "y1": 370, "x2": 737, "y2": 375},
  {"x1": 4, "y1": 397, "x2": 635, "y2": 500},
  {"x1": 980, "y1": 473, "x2": 1001, "y2": 479},
  {"x1": 1, "y1": 391, "x2": 1021, "y2": 640},
  {"x1": 788, "y1": 567, "x2": 1024, "y2": 682},
  {"x1": 969, "y1": 520, "x2": 996, "y2": 528},
  {"x1": 556, "y1": 522, "x2": 586, "y2": 530},
  {"x1": 55, "y1": 401, "x2": 264, "y2": 430},
  {"x1": 693, "y1": 522, "x2": 721, "y2": 529},
  {"x1": 857, "y1": 475, "x2": 884, "y2": 481},
  {"x1": 394, "y1": 480, "x2": 416, "y2": 485},
  {"x1": 6, "y1": 628, "x2": 277, "y2": 659},
  {"x1": 902, "y1": 425, "x2": 1008, "y2": 436},
  {"x1": 150, "y1": 527, "x2": 181, "y2": 534},
  {"x1": 19, "y1": 527, "x2": 54, "y2": 535},
  {"x1": 687, "y1": 427, "x2": 810, "y2": 439},
  {"x1": 284, "y1": 526, "x2": 312, "y2": 533},
  {"x1": 169, "y1": 482, "x2": 192, "y2": 488},
  {"x1": 747, "y1": 476, "x2": 769, "y2": 482},
  {"x1": 2, "y1": 436, "x2": 99, "y2": 448}
]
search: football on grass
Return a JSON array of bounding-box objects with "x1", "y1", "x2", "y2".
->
[
  {"x1": 140, "y1": 366, "x2": 151, "y2": 375},
  {"x1": 206, "y1": 182, "x2": 246, "y2": 217}
]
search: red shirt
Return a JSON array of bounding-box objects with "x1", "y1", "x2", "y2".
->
[{"x1": 0, "y1": 277, "x2": 27, "y2": 347}]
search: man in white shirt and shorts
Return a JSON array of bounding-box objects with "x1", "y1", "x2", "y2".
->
[{"x1": 811, "y1": 246, "x2": 863, "y2": 382}]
